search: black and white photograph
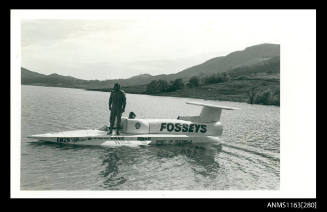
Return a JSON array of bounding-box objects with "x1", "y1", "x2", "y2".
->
[{"x1": 10, "y1": 9, "x2": 316, "y2": 200}]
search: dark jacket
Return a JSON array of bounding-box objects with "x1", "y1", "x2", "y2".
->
[{"x1": 109, "y1": 89, "x2": 126, "y2": 111}]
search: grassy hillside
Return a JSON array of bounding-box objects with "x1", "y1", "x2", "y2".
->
[{"x1": 109, "y1": 56, "x2": 280, "y2": 106}]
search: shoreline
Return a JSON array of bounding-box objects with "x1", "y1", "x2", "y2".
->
[
  {"x1": 21, "y1": 80, "x2": 280, "y2": 107},
  {"x1": 22, "y1": 83, "x2": 280, "y2": 107},
  {"x1": 84, "y1": 87, "x2": 279, "y2": 107},
  {"x1": 84, "y1": 78, "x2": 280, "y2": 107}
]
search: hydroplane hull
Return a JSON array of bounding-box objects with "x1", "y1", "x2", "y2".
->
[
  {"x1": 28, "y1": 102, "x2": 239, "y2": 146},
  {"x1": 28, "y1": 129, "x2": 220, "y2": 146}
]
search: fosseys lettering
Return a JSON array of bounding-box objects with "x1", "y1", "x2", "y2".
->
[{"x1": 160, "y1": 123, "x2": 207, "y2": 133}]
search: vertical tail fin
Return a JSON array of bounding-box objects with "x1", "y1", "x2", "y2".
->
[{"x1": 186, "y1": 102, "x2": 239, "y2": 122}]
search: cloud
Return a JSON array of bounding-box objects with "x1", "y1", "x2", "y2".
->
[
  {"x1": 21, "y1": 13, "x2": 283, "y2": 80},
  {"x1": 21, "y1": 19, "x2": 135, "y2": 47}
]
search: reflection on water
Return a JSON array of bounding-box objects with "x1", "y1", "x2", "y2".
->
[
  {"x1": 100, "y1": 150, "x2": 127, "y2": 189},
  {"x1": 97, "y1": 143, "x2": 223, "y2": 189},
  {"x1": 155, "y1": 144, "x2": 222, "y2": 178}
]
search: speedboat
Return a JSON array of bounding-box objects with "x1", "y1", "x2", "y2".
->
[{"x1": 28, "y1": 102, "x2": 239, "y2": 146}]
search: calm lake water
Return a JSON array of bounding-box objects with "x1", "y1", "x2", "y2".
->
[{"x1": 21, "y1": 85, "x2": 280, "y2": 190}]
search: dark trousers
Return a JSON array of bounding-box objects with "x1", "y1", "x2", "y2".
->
[{"x1": 110, "y1": 108, "x2": 122, "y2": 130}]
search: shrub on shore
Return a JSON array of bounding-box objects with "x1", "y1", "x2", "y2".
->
[
  {"x1": 202, "y1": 72, "x2": 230, "y2": 85},
  {"x1": 247, "y1": 87, "x2": 280, "y2": 106},
  {"x1": 187, "y1": 76, "x2": 200, "y2": 88},
  {"x1": 167, "y1": 78, "x2": 184, "y2": 92},
  {"x1": 146, "y1": 78, "x2": 185, "y2": 94},
  {"x1": 146, "y1": 80, "x2": 169, "y2": 94}
]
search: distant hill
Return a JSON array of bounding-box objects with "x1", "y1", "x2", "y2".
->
[
  {"x1": 174, "y1": 43, "x2": 279, "y2": 79},
  {"x1": 21, "y1": 68, "x2": 92, "y2": 88},
  {"x1": 21, "y1": 68, "x2": 155, "y2": 89},
  {"x1": 21, "y1": 67, "x2": 47, "y2": 82},
  {"x1": 228, "y1": 56, "x2": 280, "y2": 77},
  {"x1": 21, "y1": 43, "x2": 280, "y2": 90}
]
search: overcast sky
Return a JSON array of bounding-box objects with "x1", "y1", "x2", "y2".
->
[{"x1": 20, "y1": 10, "x2": 291, "y2": 80}]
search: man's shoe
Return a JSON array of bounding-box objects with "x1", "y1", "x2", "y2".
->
[
  {"x1": 107, "y1": 130, "x2": 113, "y2": 135},
  {"x1": 116, "y1": 131, "x2": 120, "y2": 135}
]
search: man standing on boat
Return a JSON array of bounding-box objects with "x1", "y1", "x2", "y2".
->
[{"x1": 108, "y1": 83, "x2": 126, "y2": 135}]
